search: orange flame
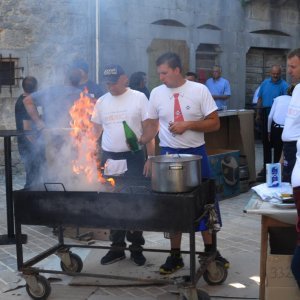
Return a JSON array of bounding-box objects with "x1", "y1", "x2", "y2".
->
[{"x1": 69, "y1": 91, "x2": 114, "y2": 186}]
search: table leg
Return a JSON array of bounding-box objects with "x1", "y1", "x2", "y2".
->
[
  {"x1": 259, "y1": 215, "x2": 268, "y2": 300},
  {"x1": 0, "y1": 136, "x2": 27, "y2": 245}
]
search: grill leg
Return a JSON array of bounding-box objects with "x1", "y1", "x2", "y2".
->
[{"x1": 189, "y1": 228, "x2": 196, "y2": 284}]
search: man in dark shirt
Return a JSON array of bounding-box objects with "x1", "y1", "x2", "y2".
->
[
  {"x1": 23, "y1": 68, "x2": 83, "y2": 181},
  {"x1": 70, "y1": 58, "x2": 104, "y2": 101},
  {"x1": 15, "y1": 76, "x2": 44, "y2": 188},
  {"x1": 129, "y1": 71, "x2": 150, "y2": 99}
]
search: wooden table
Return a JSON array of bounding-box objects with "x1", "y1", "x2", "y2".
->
[
  {"x1": 244, "y1": 193, "x2": 296, "y2": 300},
  {"x1": 259, "y1": 215, "x2": 294, "y2": 300}
]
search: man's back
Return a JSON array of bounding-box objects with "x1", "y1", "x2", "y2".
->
[{"x1": 31, "y1": 85, "x2": 82, "y2": 128}]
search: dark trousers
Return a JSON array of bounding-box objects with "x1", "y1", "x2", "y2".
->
[
  {"x1": 101, "y1": 149, "x2": 145, "y2": 252},
  {"x1": 291, "y1": 187, "x2": 300, "y2": 288},
  {"x1": 270, "y1": 122, "x2": 284, "y2": 163},
  {"x1": 282, "y1": 141, "x2": 297, "y2": 183},
  {"x1": 261, "y1": 107, "x2": 272, "y2": 167},
  {"x1": 18, "y1": 140, "x2": 44, "y2": 189}
]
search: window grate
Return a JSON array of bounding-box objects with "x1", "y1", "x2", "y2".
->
[{"x1": 0, "y1": 54, "x2": 24, "y2": 96}]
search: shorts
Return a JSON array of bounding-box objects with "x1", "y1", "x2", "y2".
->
[{"x1": 160, "y1": 145, "x2": 222, "y2": 231}]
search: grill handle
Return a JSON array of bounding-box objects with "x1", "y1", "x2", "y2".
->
[{"x1": 44, "y1": 182, "x2": 66, "y2": 192}]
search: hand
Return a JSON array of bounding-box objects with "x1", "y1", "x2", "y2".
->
[
  {"x1": 36, "y1": 119, "x2": 46, "y2": 131},
  {"x1": 138, "y1": 135, "x2": 145, "y2": 145},
  {"x1": 168, "y1": 121, "x2": 186, "y2": 134},
  {"x1": 143, "y1": 159, "x2": 152, "y2": 177}
]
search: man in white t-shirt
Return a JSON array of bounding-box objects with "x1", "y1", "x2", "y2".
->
[
  {"x1": 281, "y1": 49, "x2": 300, "y2": 182},
  {"x1": 285, "y1": 48, "x2": 300, "y2": 288},
  {"x1": 267, "y1": 85, "x2": 294, "y2": 163},
  {"x1": 91, "y1": 64, "x2": 155, "y2": 267},
  {"x1": 140, "y1": 52, "x2": 229, "y2": 274}
]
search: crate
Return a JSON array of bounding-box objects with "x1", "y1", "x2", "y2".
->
[{"x1": 207, "y1": 149, "x2": 240, "y2": 199}]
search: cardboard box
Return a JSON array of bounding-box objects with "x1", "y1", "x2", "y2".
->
[
  {"x1": 266, "y1": 255, "x2": 297, "y2": 287},
  {"x1": 265, "y1": 255, "x2": 300, "y2": 299},
  {"x1": 207, "y1": 149, "x2": 240, "y2": 199},
  {"x1": 266, "y1": 286, "x2": 300, "y2": 300}
]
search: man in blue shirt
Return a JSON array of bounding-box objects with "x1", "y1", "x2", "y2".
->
[
  {"x1": 255, "y1": 65, "x2": 289, "y2": 178},
  {"x1": 205, "y1": 65, "x2": 231, "y2": 109}
]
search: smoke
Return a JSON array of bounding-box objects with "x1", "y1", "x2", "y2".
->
[{"x1": 39, "y1": 128, "x2": 107, "y2": 192}]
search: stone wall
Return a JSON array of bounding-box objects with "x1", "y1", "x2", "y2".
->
[
  {"x1": 0, "y1": 0, "x2": 96, "y2": 174},
  {"x1": 99, "y1": 0, "x2": 300, "y2": 108}
]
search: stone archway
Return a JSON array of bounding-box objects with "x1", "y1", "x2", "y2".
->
[
  {"x1": 245, "y1": 47, "x2": 289, "y2": 106},
  {"x1": 147, "y1": 39, "x2": 189, "y2": 90}
]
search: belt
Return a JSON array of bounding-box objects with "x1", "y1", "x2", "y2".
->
[
  {"x1": 283, "y1": 141, "x2": 297, "y2": 145},
  {"x1": 272, "y1": 122, "x2": 284, "y2": 128}
]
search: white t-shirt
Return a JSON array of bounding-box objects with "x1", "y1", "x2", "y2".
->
[
  {"x1": 267, "y1": 95, "x2": 291, "y2": 132},
  {"x1": 282, "y1": 84, "x2": 300, "y2": 142},
  {"x1": 91, "y1": 88, "x2": 148, "y2": 152},
  {"x1": 148, "y1": 80, "x2": 217, "y2": 148},
  {"x1": 291, "y1": 139, "x2": 300, "y2": 188}
]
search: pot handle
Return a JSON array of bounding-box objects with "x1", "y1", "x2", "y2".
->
[{"x1": 169, "y1": 164, "x2": 184, "y2": 170}]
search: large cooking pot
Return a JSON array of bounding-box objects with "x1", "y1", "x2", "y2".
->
[{"x1": 151, "y1": 154, "x2": 202, "y2": 193}]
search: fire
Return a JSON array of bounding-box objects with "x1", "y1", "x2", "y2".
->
[{"x1": 69, "y1": 91, "x2": 114, "y2": 186}]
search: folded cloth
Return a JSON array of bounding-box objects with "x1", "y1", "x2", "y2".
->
[
  {"x1": 104, "y1": 159, "x2": 127, "y2": 176},
  {"x1": 251, "y1": 182, "x2": 292, "y2": 201}
]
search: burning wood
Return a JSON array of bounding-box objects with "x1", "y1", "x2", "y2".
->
[{"x1": 69, "y1": 91, "x2": 115, "y2": 187}]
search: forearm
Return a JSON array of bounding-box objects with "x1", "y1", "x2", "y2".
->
[
  {"x1": 188, "y1": 110, "x2": 220, "y2": 133},
  {"x1": 145, "y1": 138, "x2": 156, "y2": 157},
  {"x1": 256, "y1": 98, "x2": 262, "y2": 118},
  {"x1": 184, "y1": 118, "x2": 220, "y2": 133},
  {"x1": 140, "y1": 119, "x2": 159, "y2": 145},
  {"x1": 92, "y1": 123, "x2": 103, "y2": 141}
]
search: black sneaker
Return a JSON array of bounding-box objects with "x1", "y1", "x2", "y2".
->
[
  {"x1": 130, "y1": 251, "x2": 146, "y2": 266},
  {"x1": 100, "y1": 250, "x2": 125, "y2": 265},
  {"x1": 159, "y1": 255, "x2": 184, "y2": 274}
]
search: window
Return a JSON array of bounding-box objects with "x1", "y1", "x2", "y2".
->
[
  {"x1": 0, "y1": 61, "x2": 16, "y2": 86},
  {"x1": 0, "y1": 55, "x2": 23, "y2": 94}
]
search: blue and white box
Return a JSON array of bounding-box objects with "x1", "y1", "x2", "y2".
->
[{"x1": 266, "y1": 163, "x2": 281, "y2": 187}]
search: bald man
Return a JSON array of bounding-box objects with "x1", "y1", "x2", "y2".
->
[{"x1": 255, "y1": 65, "x2": 288, "y2": 178}]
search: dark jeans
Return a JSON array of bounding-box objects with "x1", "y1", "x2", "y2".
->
[
  {"x1": 18, "y1": 140, "x2": 44, "y2": 189},
  {"x1": 261, "y1": 107, "x2": 272, "y2": 167},
  {"x1": 291, "y1": 186, "x2": 300, "y2": 288},
  {"x1": 270, "y1": 122, "x2": 284, "y2": 163},
  {"x1": 282, "y1": 141, "x2": 297, "y2": 183},
  {"x1": 101, "y1": 149, "x2": 145, "y2": 251}
]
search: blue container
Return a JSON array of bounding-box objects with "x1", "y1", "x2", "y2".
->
[{"x1": 208, "y1": 149, "x2": 240, "y2": 199}]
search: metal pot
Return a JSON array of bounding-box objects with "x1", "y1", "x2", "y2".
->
[{"x1": 151, "y1": 154, "x2": 202, "y2": 193}]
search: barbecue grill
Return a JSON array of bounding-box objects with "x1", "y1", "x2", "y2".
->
[{"x1": 13, "y1": 178, "x2": 227, "y2": 300}]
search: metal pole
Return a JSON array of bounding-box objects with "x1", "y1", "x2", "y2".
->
[
  {"x1": 95, "y1": 0, "x2": 100, "y2": 84},
  {"x1": 4, "y1": 136, "x2": 14, "y2": 237}
]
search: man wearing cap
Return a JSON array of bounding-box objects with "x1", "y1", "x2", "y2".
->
[
  {"x1": 71, "y1": 58, "x2": 104, "y2": 100},
  {"x1": 91, "y1": 64, "x2": 155, "y2": 266}
]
